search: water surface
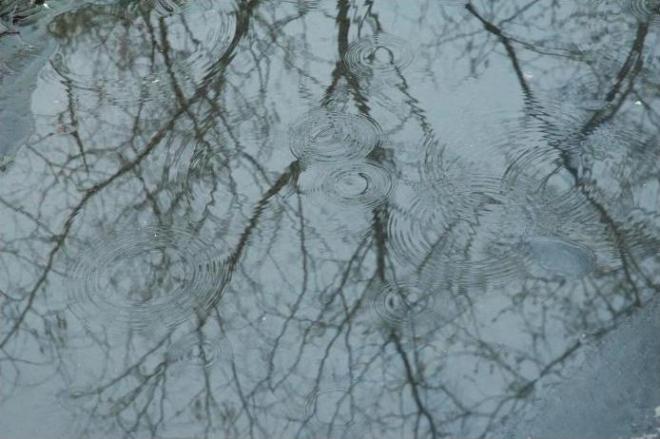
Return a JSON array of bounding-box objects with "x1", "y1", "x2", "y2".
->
[{"x1": 1, "y1": 1, "x2": 659, "y2": 438}]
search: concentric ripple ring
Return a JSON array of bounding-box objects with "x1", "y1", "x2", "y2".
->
[
  {"x1": 368, "y1": 282, "x2": 438, "y2": 328},
  {"x1": 619, "y1": 0, "x2": 660, "y2": 22},
  {"x1": 343, "y1": 33, "x2": 415, "y2": 76},
  {"x1": 68, "y1": 226, "x2": 228, "y2": 332},
  {"x1": 289, "y1": 111, "x2": 382, "y2": 163},
  {"x1": 47, "y1": 0, "x2": 236, "y2": 104},
  {"x1": 299, "y1": 161, "x2": 394, "y2": 209}
]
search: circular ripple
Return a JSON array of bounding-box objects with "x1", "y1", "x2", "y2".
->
[
  {"x1": 516, "y1": 178, "x2": 623, "y2": 274},
  {"x1": 582, "y1": 127, "x2": 660, "y2": 212},
  {"x1": 423, "y1": 134, "x2": 504, "y2": 221},
  {"x1": 387, "y1": 205, "x2": 446, "y2": 269},
  {"x1": 368, "y1": 282, "x2": 437, "y2": 328},
  {"x1": 367, "y1": 281, "x2": 468, "y2": 334},
  {"x1": 425, "y1": 187, "x2": 621, "y2": 286},
  {"x1": 504, "y1": 118, "x2": 660, "y2": 221},
  {"x1": 164, "y1": 142, "x2": 252, "y2": 253},
  {"x1": 388, "y1": 132, "x2": 507, "y2": 269},
  {"x1": 289, "y1": 111, "x2": 382, "y2": 163},
  {"x1": 618, "y1": 0, "x2": 660, "y2": 22},
  {"x1": 165, "y1": 330, "x2": 232, "y2": 370},
  {"x1": 299, "y1": 161, "x2": 394, "y2": 209},
  {"x1": 387, "y1": 179, "x2": 468, "y2": 268},
  {"x1": 388, "y1": 107, "x2": 626, "y2": 285},
  {"x1": 46, "y1": 0, "x2": 236, "y2": 104},
  {"x1": 426, "y1": 196, "x2": 536, "y2": 288},
  {"x1": 344, "y1": 33, "x2": 414, "y2": 76},
  {"x1": 68, "y1": 226, "x2": 228, "y2": 332},
  {"x1": 384, "y1": 103, "x2": 642, "y2": 285}
]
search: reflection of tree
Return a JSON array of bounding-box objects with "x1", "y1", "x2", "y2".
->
[{"x1": 0, "y1": 1, "x2": 659, "y2": 438}]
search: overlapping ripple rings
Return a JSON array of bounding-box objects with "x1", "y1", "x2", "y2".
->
[
  {"x1": 515, "y1": 99, "x2": 660, "y2": 265},
  {"x1": 387, "y1": 131, "x2": 508, "y2": 269},
  {"x1": 387, "y1": 201, "x2": 449, "y2": 269},
  {"x1": 289, "y1": 111, "x2": 382, "y2": 163},
  {"x1": 423, "y1": 136, "x2": 504, "y2": 221},
  {"x1": 385, "y1": 105, "x2": 627, "y2": 286},
  {"x1": 428, "y1": 186, "x2": 619, "y2": 285},
  {"x1": 68, "y1": 226, "x2": 228, "y2": 332},
  {"x1": 47, "y1": 0, "x2": 236, "y2": 103},
  {"x1": 343, "y1": 33, "x2": 414, "y2": 77},
  {"x1": 418, "y1": 197, "x2": 535, "y2": 289},
  {"x1": 163, "y1": 140, "x2": 252, "y2": 252}
]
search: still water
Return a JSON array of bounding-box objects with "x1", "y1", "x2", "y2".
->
[{"x1": 1, "y1": 0, "x2": 659, "y2": 438}]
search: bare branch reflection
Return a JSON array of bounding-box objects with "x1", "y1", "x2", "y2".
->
[{"x1": 0, "y1": 1, "x2": 659, "y2": 438}]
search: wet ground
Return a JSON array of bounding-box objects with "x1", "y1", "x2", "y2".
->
[{"x1": 1, "y1": 1, "x2": 659, "y2": 438}]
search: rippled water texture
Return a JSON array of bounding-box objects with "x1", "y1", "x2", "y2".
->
[
  {"x1": 1, "y1": 1, "x2": 660, "y2": 438},
  {"x1": 46, "y1": 0, "x2": 236, "y2": 104},
  {"x1": 68, "y1": 225, "x2": 227, "y2": 333}
]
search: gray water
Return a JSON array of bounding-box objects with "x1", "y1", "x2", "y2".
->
[{"x1": 0, "y1": 1, "x2": 659, "y2": 438}]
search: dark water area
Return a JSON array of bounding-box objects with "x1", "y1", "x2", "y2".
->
[{"x1": 1, "y1": 0, "x2": 659, "y2": 438}]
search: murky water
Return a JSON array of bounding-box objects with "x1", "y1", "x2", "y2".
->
[{"x1": 1, "y1": 1, "x2": 659, "y2": 438}]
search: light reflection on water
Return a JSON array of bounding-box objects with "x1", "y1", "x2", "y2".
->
[{"x1": 1, "y1": 0, "x2": 659, "y2": 438}]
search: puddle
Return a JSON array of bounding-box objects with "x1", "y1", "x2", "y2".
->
[{"x1": 1, "y1": 1, "x2": 659, "y2": 438}]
